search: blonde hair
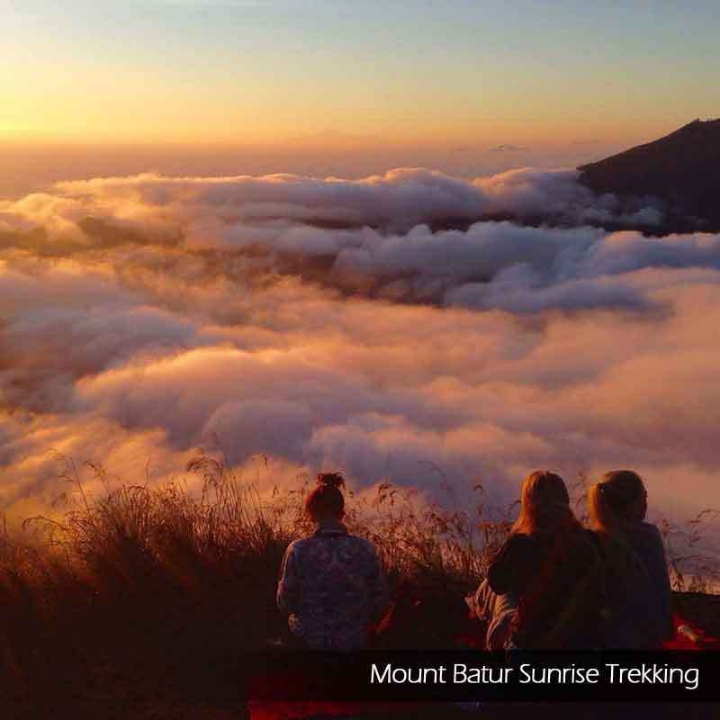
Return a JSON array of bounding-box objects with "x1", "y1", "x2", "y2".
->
[
  {"x1": 512, "y1": 470, "x2": 576, "y2": 535},
  {"x1": 587, "y1": 470, "x2": 650, "y2": 600},
  {"x1": 588, "y1": 470, "x2": 647, "y2": 534}
]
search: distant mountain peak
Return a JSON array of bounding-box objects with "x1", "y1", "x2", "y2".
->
[{"x1": 578, "y1": 119, "x2": 720, "y2": 232}]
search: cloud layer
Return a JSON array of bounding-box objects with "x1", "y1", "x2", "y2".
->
[{"x1": 0, "y1": 167, "x2": 718, "y2": 552}]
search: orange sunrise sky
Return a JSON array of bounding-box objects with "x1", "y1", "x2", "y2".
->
[{"x1": 1, "y1": 0, "x2": 718, "y2": 193}]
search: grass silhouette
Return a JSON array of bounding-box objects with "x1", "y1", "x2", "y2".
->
[{"x1": 0, "y1": 451, "x2": 718, "y2": 716}]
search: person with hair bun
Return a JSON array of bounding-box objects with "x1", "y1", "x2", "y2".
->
[
  {"x1": 277, "y1": 472, "x2": 388, "y2": 650},
  {"x1": 478, "y1": 470, "x2": 604, "y2": 649},
  {"x1": 588, "y1": 470, "x2": 674, "y2": 648}
]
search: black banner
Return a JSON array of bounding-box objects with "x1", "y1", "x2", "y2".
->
[{"x1": 222, "y1": 650, "x2": 720, "y2": 703}]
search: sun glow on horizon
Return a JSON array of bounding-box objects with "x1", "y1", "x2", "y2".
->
[{"x1": 2, "y1": 0, "x2": 718, "y2": 150}]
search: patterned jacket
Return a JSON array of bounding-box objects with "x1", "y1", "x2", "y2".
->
[{"x1": 277, "y1": 521, "x2": 388, "y2": 650}]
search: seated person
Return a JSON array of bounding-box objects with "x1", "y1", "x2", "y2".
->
[
  {"x1": 588, "y1": 470, "x2": 674, "y2": 648},
  {"x1": 277, "y1": 473, "x2": 387, "y2": 650},
  {"x1": 481, "y1": 470, "x2": 603, "y2": 649}
]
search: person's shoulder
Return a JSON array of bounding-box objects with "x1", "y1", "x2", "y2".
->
[
  {"x1": 634, "y1": 522, "x2": 667, "y2": 551},
  {"x1": 577, "y1": 527, "x2": 603, "y2": 559},
  {"x1": 638, "y1": 521, "x2": 663, "y2": 538},
  {"x1": 628, "y1": 521, "x2": 664, "y2": 545},
  {"x1": 505, "y1": 532, "x2": 536, "y2": 547},
  {"x1": 286, "y1": 536, "x2": 315, "y2": 554},
  {"x1": 348, "y1": 534, "x2": 380, "y2": 556},
  {"x1": 582, "y1": 527, "x2": 618, "y2": 555},
  {"x1": 497, "y1": 532, "x2": 538, "y2": 558},
  {"x1": 487, "y1": 532, "x2": 537, "y2": 592}
]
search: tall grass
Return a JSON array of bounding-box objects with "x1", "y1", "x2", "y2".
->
[{"x1": 0, "y1": 453, "x2": 718, "y2": 699}]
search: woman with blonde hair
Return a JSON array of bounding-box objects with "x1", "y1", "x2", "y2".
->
[
  {"x1": 588, "y1": 470, "x2": 674, "y2": 648},
  {"x1": 476, "y1": 470, "x2": 603, "y2": 649}
]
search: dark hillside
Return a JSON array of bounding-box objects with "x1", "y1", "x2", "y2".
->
[{"x1": 579, "y1": 119, "x2": 720, "y2": 232}]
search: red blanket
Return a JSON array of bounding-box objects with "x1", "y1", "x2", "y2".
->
[{"x1": 662, "y1": 613, "x2": 720, "y2": 650}]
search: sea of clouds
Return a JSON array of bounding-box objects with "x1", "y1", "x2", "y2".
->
[{"x1": 0, "y1": 167, "x2": 718, "y2": 551}]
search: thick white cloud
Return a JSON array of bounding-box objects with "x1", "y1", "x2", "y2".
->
[
  {"x1": 0, "y1": 168, "x2": 718, "y2": 562},
  {"x1": 0, "y1": 166, "x2": 664, "y2": 247},
  {"x1": 474, "y1": 167, "x2": 664, "y2": 226},
  {"x1": 2, "y1": 168, "x2": 707, "y2": 315}
]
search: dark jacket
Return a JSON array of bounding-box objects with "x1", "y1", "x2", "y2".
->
[
  {"x1": 488, "y1": 523, "x2": 603, "y2": 649},
  {"x1": 592, "y1": 522, "x2": 674, "y2": 649}
]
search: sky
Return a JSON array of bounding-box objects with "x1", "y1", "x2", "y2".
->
[{"x1": 2, "y1": 0, "x2": 719, "y2": 151}]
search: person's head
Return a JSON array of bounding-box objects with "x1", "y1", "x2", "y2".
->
[
  {"x1": 588, "y1": 470, "x2": 647, "y2": 532},
  {"x1": 512, "y1": 470, "x2": 576, "y2": 535},
  {"x1": 305, "y1": 472, "x2": 346, "y2": 523}
]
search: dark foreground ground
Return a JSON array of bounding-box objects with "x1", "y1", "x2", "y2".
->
[{"x1": 1, "y1": 592, "x2": 717, "y2": 720}]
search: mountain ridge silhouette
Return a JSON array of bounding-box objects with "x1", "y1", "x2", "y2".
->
[{"x1": 579, "y1": 119, "x2": 720, "y2": 232}]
